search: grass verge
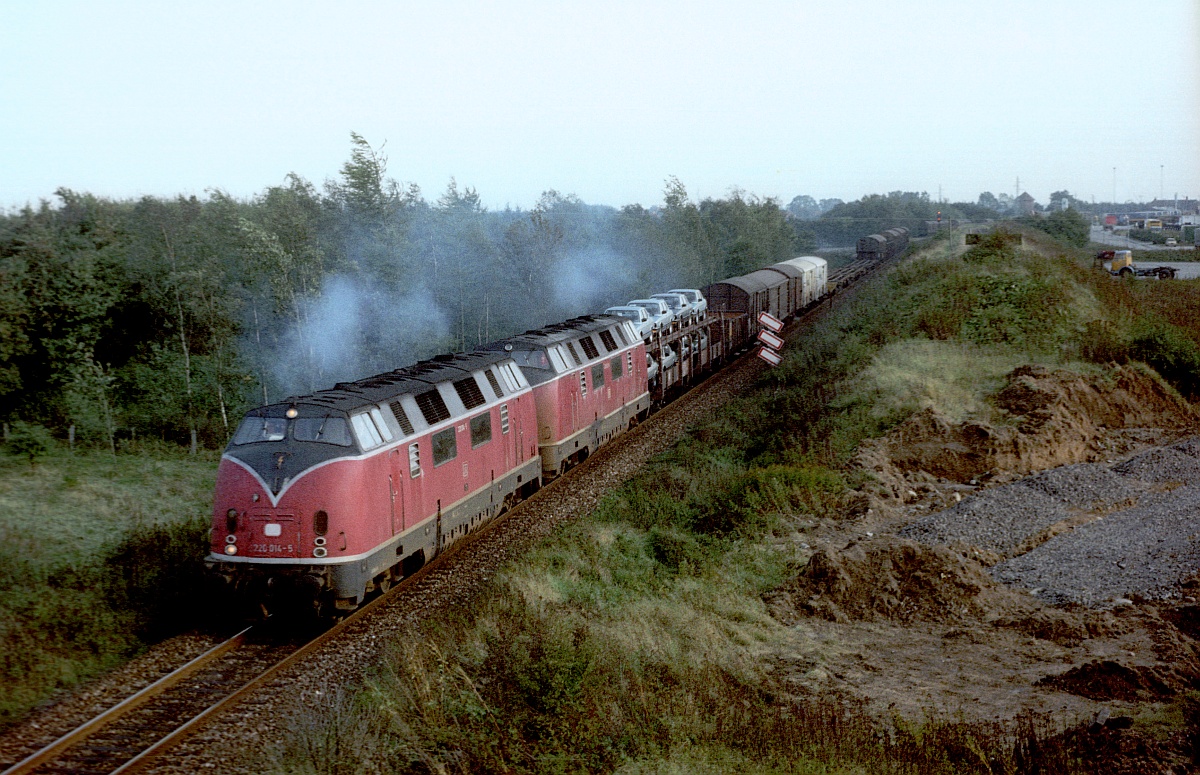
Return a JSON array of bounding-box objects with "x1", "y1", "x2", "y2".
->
[{"x1": 0, "y1": 443, "x2": 217, "y2": 727}]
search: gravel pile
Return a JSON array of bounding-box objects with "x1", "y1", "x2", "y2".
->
[
  {"x1": 898, "y1": 483, "x2": 1071, "y2": 556},
  {"x1": 900, "y1": 436, "x2": 1200, "y2": 608},
  {"x1": 1021, "y1": 462, "x2": 1151, "y2": 511},
  {"x1": 992, "y1": 486, "x2": 1200, "y2": 606},
  {"x1": 1113, "y1": 446, "x2": 1200, "y2": 483},
  {"x1": 1170, "y1": 437, "x2": 1200, "y2": 459}
]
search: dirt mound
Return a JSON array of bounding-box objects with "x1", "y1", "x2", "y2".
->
[
  {"x1": 1037, "y1": 659, "x2": 1179, "y2": 701},
  {"x1": 765, "y1": 535, "x2": 1033, "y2": 625},
  {"x1": 851, "y1": 364, "x2": 1198, "y2": 507}
]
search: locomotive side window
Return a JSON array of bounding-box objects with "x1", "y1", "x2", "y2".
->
[
  {"x1": 579, "y1": 371, "x2": 588, "y2": 397},
  {"x1": 453, "y1": 377, "x2": 486, "y2": 409},
  {"x1": 496, "y1": 364, "x2": 518, "y2": 393},
  {"x1": 484, "y1": 369, "x2": 503, "y2": 399},
  {"x1": 592, "y1": 362, "x2": 605, "y2": 388},
  {"x1": 599, "y1": 330, "x2": 618, "y2": 353},
  {"x1": 503, "y1": 364, "x2": 523, "y2": 389},
  {"x1": 292, "y1": 417, "x2": 352, "y2": 446},
  {"x1": 370, "y1": 407, "x2": 394, "y2": 441},
  {"x1": 432, "y1": 427, "x2": 457, "y2": 466},
  {"x1": 409, "y1": 443, "x2": 421, "y2": 477},
  {"x1": 351, "y1": 413, "x2": 384, "y2": 449},
  {"x1": 500, "y1": 403, "x2": 510, "y2": 434},
  {"x1": 611, "y1": 355, "x2": 623, "y2": 380},
  {"x1": 565, "y1": 342, "x2": 582, "y2": 366},
  {"x1": 470, "y1": 413, "x2": 492, "y2": 447},
  {"x1": 232, "y1": 417, "x2": 287, "y2": 444},
  {"x1": 579, "y1": 336, "x2": 600, "y2": 360}
]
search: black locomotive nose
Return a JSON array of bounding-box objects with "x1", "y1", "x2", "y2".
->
[{"x1": 226, "y1": 442, "x2": 344, "y2": 495}]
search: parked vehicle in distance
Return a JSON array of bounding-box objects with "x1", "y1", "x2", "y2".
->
[
  {"x1": 628, "y1": 298, "x2": 674, "y2": 332},
  {"x1": 651, "y1": 292, "x2": 695, "y2": 326},
  {"x1": 603, "y1": 305, "x2": 654, "y2": 339},
  {"x1": 1166, "y1": 237, "x2": 1177, "y2": 247},
  {"x1": 666, "y1": 289, "x2": 707, "y2": 320}
]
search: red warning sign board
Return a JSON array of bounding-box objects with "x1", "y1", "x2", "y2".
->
[
  {"x1": 757, "y1": 311, "x2": 783, "y2": 332},
  {"x1": 757, "y1": 329, "x2": 784, "y2": 350},
  {"x1": 756, "y1": 346, "x2": 782, "y2": 366}
]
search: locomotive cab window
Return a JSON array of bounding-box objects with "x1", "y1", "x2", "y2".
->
[
  {"x1": 432, "y1": 427, "x2": 457, "y2": 466},
  {"x1": 292, "y1": 416, "x2": 352, "y2": 446},
  {"x1": 232, "y1": 416, "x2": 287, "y2": 444}
]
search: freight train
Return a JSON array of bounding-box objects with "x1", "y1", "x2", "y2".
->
[{"x1": 207, "y1": 229, "x2": 908, "y2": 617}]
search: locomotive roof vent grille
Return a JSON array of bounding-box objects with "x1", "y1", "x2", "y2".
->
[
  {"x1": 389, "y1": 401, "x2": 415, "y2": 435},
  {"x1": 415, "y1": 389, "x2": 452, "y2": 425},
  {"x1": 579, "y1": 336, "x2": 600, "y2": 360},
  {"x1": 598, "y1": 330, "x2": 618, "y2": 353},
  {"x1": 565, "y1": 342, "x2": 582, "y2": 366},
  {"x1": 453, "y1": 377, "x2": 486, "y2": 409},
  {"x1": 484, "y1": 369, "x2": 504, "y2": 399}
]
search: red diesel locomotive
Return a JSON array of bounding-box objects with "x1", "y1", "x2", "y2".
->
[{"x1": 208, "y1": 315, "x2": 646, "y2": 616}]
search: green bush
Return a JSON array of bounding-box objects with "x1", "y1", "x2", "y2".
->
[
  {"x1": 1128, "y1": 319, "x2": 1200, "y2": 401},
  {"x1": 6, "y1": 421, "x2": 54, "y2": 467}
]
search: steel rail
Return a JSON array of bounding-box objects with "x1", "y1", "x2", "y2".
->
[{"x1": 0, "y1": 627, "x2": 253, "y2": 775}]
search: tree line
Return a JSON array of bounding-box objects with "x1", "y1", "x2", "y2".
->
[{"x1": 1, "y1": 135, "x2": 811, "y2": 452}]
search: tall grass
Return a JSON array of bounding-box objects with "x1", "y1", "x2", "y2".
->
[{"x1": 0, "y1": 444, "x2": 218, "y2": 727}]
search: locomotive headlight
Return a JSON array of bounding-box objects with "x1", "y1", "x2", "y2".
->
[
  {"x1": 225, "y1": 534, "x2": 237, "y2": 544},
  {"x1": 224, "y1": 544, "x2": 238, "y2": 555},
  {"x1": 286, "y1": 406, "x2": 298, "y2": 419}
]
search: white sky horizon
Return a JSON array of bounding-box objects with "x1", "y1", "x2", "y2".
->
[{"x1": 2, "y1": 1, "x2": 1197, "y2": 212}]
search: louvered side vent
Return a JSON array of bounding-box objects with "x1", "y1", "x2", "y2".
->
[
  {"x1": 485, "y1": 368, "x2": 503, "y2": 399},
  {"x1": 565, "y1": 342, "x2": 582, "y2": 366},
  {"x1": 599, "y1": 330, "x2": 618, "y2": 352},
  {"x1": 453, "y1": 377, "x2": 486, "y2": 409},
  {"x1": 415, "y1": 389, "x2": 451, "y2": 425},
  {"x1": 389, "y1": 401, "x2": 415, "y2": 435},
  {"x1": 579, "y1": 336, "x2": 600, "y2": 360}
]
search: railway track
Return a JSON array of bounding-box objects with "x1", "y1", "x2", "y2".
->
[{"x1": 1, "y1": 253, "x2": 900, "y2": 775}]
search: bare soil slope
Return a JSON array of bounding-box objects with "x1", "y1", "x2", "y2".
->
[{"x1": 766, "y1": 363, "x2": 1200, "y2": 772}]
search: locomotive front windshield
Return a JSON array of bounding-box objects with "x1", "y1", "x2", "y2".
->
[{"x1": 231, "y1": 415, "x2": 353, "y2": 446}]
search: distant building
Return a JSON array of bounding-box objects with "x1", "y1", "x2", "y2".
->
[
  {"x1": 1147, "y1": 198, "x2": 1199, "y2": 216},
  {"x1": 1015, "y1": 192, "x2": 1037, "y2": 215}
]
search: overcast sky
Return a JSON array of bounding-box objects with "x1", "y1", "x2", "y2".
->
[{"x1": 3, "y1": 1, "x2": 1197, "y2": 212}]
